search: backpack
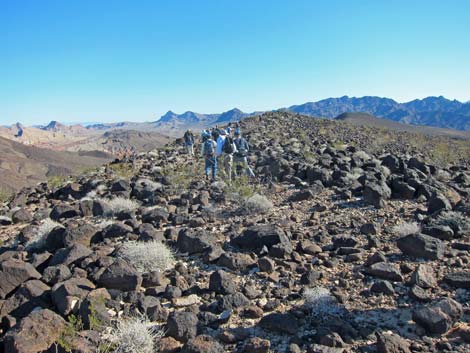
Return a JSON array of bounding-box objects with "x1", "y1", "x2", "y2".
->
[
  {"x1": 223, "y1": 136, "x2": 234, "y2": 154},
  {"x1": 204, "y1": 140, "x2": 215, "y2": 157},
  {"x1": 235, "y1": 138, "x2": 248, "y2": 157}
]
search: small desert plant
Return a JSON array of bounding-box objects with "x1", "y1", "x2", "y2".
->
[
  {"x1": 117, "y1": 241, "x2": 175, "y2": 273},
  {"x1": 392, "y1": 222, "x2": 421, "y2": 236},
  {"x1": 108, "y1": 163, "x2": 135, "y2": 179},
  {"x1": 25, "y1": 218, "x2": 63, "y2": 250},
  {"x1": 105, "y1": 315, "x2": 164, "y2": 353},
  {"x1": 0, "y1": 188, "x2": 12, "y2": 204},
  {"x1": 303, "y1": 286, "x2": 343, "y2": 319},
  {"x1": 243, "y1": 193, "x2": 273, "y2": 214},
  {"x1": 102, "y1": 197, "x2": 140, "y2": 217},
  {"x1": 47, "y1": 175, "x2": 68, "y2": 189},
  {"x1": 55, "y1": 314, "x2": 83, "y2": 353}
]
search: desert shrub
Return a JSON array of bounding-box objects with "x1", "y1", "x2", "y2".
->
[
  {"x1": 430, "y1": 211, "x2": 470, "y2": 235},
  {"x1": 243, "y1": 193, "x2": 273, "y2": 214},
  {"x1": 101, "y1": 197, "x2": 140, "y2": 217},
  {"x1": 303, "y1": 286, "x2": 342, "y2": 319},
  {"x1": 117, "y1": 241, "x2": 175, "y2": 273},
  {"x1": 55, "y1": 314, "x2": 83, "y2": 352},
  {"x1": 105, "y1": 315, "x2": 163, "y2": 353},
  {"x1": 47, "y1": 175, "x2": 68, "y2": 189},
  {"x1": 0, "y1": 188, "x2": 12, "y2": 204},
  {"x1": 25, "y1": 218, "x2": 63, "y2": 250},
  {"x1": 108, "y1": 163, "x2": 135, "y2": 179},
  {"x1": 392, "y1": 222, "x2": 420, "y2": 236}
]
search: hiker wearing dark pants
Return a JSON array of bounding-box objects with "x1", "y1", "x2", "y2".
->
[
  {"x1": 201, "y1": 132, "x2": 217, "y2": 181},
  {"x1": 183, "y1": 129, "x2": 195, "y2": 156},
  {"x1": 233, "y1": 130, "x2": 255, "y2": 178}
]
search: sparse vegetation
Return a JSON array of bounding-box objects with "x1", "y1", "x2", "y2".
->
[
  {"x1": 47, "y1": 175, "x2": 68, "y2": 189},
  {"x1": 0, "y1": 188, "x2": 12, "y2": 203},
  {"x1": 162, "y1": 160, "x2": 201, "y2": 191},
  {"x1": 226, "y1": 174, "x2": 259, "y2": 201},
  {"x1": 117, "y1": 241, "x2": 175, "y2": 273},
  {"x1": 108, "y1": 163, "x2": 135, "y2": 179},
  {"x1": 243, "y1": 193, "x2": 273, "y2": 214},
  {"x1": 101, "y1": 197, "x2": 140, "y2": 217},
  {"x1": 392, "y1": 221, "x2": 421, "y2": 236},
  {"x1": 303, "y1": 286, "x2": 342, "y2": 319},
  {"x1": 429, "y1": 211, "x2": 470, "y2": 235},
  {"x1": 55, "y1": 314, "x2": 83, "y2": 353},
  {"x1": 25, "y1": 218, "x2": 63, "y2": 250},
  {"x1": 105, "y1": 315, "x2": 164, "y2": 353}
]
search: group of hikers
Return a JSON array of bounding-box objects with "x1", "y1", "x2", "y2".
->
[{"x1": 183, "y1": 122, "x2": 255, "y2": 182}]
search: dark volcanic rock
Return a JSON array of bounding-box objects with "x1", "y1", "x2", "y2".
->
[
  {"x1": 97, "y1": 258, "x2": 142, "y2": 291},
  {"x1": 48, "y1": 243, "x2": 92, "y2": 266},
  {"x1": 231, "y1": 224, "x2": 291, "y2": 251},
  {"x1": 181, "y1": 335, "x2": 224, "y2": 353},
  {"x1": 444, "y1": 272, "x2": 470, "y2": 289},
  {"x1": 376, "y1": 332, "x2": 411, "y2": 353},
  {"x1": 397, "y1": 233, "x2": 444, "y2": 260},
  {"x1": 209, "y1": 270, "x2": 237, "y2": 295},
  {"x1": 166, "y1": 311, "x2": 199, "y2": 343},
  {"x1": 3, "y1": 309, "x2": 66, "y2": 353},
  {"x1": 49, "y1": 204, "x2": 79, "y2": 220},
  {"x1": 410, "y1": 264, "x2": 437, "y2": 289},
  {"x1": 412, "y1": 298, "x2": 463, "y2": 334},
  {"x1": 176, "y1": 228, "x2": 216, "y2": 254},
  {"x1": 0, "y1": 259, "x2": 41, "y2": 299},
  {"x1": 259, "y1": 312, "x2": 299, "y2": 335},
  {"x1": 363, "y1": 262, "x2": 403, "y2": 282},
  {"x1": 363, "y1": 181, "x2": 391, "y2": 209}
]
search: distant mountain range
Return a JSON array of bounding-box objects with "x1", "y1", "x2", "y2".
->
[
  {"x1": 5, "y1": 96, "x2": 470, "y2": 133},
  {"x1": 286, "y1": 96, "x2": 470, "y2": 131},
  {"x1": 151, "y1": 95, "x2": 470, "y2": 131}
]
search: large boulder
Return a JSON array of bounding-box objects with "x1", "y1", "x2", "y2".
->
[
  {"x1": 0, "y1": 259, "x2": 41, "y2": 299},
  {"x1": 0, "y1": 280, "x2": 50, "y2": 319},
  {"x1": 97, "y1": 258, "x2": 142, "y2": 291},
  {"x1": 444, "y1": 272, "x2": 470, "y2": 289},
  {"x1": 412, "y1": 298, "x2": 463, "y2": 334},
  {"x1": 3, "y1": 309, "x2": 66, "y2": 353},
  {"x1": 176, "y1": 229, "x2": 216, "y2": 254},
  {"x1": 48, "y1": 244, "x2": 92, "y2": 267},
  {"x1": 376, "y1": 332, "x2": 411, "y2": 353},
  {"x1": 166, "y1": 311, "x2": 199, "y2": 343},
  {"x1": 397, "y1": 233, "x2": 444, "y2": 260},
  {"x1": 231, "y1": 224, "x2": 291, "y2": 252},
  {"x1": 209, "y1": 270, "x2": 237, "y2": 295},
  {"x1": 259, "y1": 312, "x2": 299, "y2": 335},
  {"x1": 51, "y1": 277, "x2": 95, "y2": 316},
  {"x1": 181, "y1": 335, "x2": 224, "y2": 353},
  {"x1": 363, "y1": 181, "x2": 391, "y2": 209},
  {"x1": 49, "y1": 204, "x2": 79, "y2": 221}
]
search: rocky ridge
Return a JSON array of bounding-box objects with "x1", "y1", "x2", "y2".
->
[{"x1": 0, "y1": 111, "x2": 469, "y2": 353}]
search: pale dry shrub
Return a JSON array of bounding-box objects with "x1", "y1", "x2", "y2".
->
[
  {"x1": 117, "y1": 241, "x2": 175, "y2": 273},
  {"x1": 106, "y1": 315, "x2": 163, "y2": 353},
  {"x1": 393, "y1": 222, "x2": 421, "y2": 236},
  {"x1": 304, "y1": 286, "x2": 342, "y2": 319},
  {"x1": 244, "y1": 193, "x2": 273, "y2": 214},
  {"x1": 102, "y1": 197, "x2": 139, "y2": 217},
  {"x1": 25, "y1": 218, "x2": 63, "y2": 250}
]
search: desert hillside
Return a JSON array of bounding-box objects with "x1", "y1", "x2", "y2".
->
[{"x1": 0, "y1": 112, "x2": 469, "y2": 353}]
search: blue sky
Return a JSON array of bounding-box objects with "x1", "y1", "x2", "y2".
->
[{"x1": 1, "y1": 0, "x2": 469, "y2": 125}]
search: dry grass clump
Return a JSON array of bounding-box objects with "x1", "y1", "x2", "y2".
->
[
  {"x1": 243, "y1": 193, "x2": 273, "y2": 214},
  {"x1": 106, "y1": 315, "x2": 163, "y2": 353},
  {"x1": 392, "y1": 222, "x2": 421, "y2": 236},
  {"x1": 117, "y1": 241, "x2": 175, "y2": 273},
  {"x1": 25, "y1": 218, "x2": 63, "y2": 250}
]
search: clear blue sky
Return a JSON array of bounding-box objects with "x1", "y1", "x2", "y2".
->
[{"x1": 1, "y1": 0, "x2": 469, "y2": 125}]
